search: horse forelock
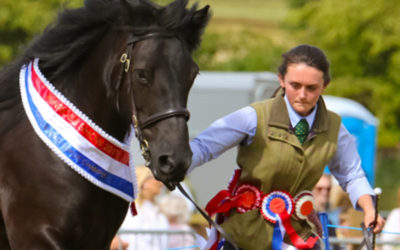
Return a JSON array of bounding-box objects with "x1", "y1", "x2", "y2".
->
[
  {"x1": 119, "y1": 0, "x2": 210, "y2": 51},
  {"x1": 156, "y1": 0, "x2": 211, "y2": 51}
]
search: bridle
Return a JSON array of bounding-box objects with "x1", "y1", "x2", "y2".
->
[{"x1": 118, "y1": 31, "x2": 190, "y2": 167}]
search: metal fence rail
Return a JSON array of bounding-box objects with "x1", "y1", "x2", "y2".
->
[
  {"x1": 115, "y1": 229, "x2": 400, "y2": 250},
  {"x1": 329, "y1": 237, "x2": 400, "y2": 247},
  {"x1": 116, "y1": 229, "x2": 198, "y2": 250}
]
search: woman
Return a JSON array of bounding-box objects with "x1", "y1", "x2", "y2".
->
[
  {"x1": 159, "y1": 193, "x2": 198, "y2": 249},
  {"x1": 189, "y1": 44, "x2": 384, "y2": 250}
]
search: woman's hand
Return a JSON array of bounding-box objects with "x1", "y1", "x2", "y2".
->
[
  {"x1": 364, "y1": 210, "x2": 385, "y2": 233},
  {"x1": 358, "y1": 194, "x2": 385, "y2": 233}
]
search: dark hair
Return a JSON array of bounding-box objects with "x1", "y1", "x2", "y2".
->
[{"x1": 278, "y1": 44, "x2": 331, "y2": 85}]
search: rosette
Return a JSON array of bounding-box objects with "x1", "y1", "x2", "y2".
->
[
  {"x1": 260, "y1": 190, "x2": 293, "y2": 223},
  {"x1": 234, "y1": 184, "x2": 262, "y2": 213},
  {"x1": 293, "y1": 191, "x2": 315, "y2": 220}
]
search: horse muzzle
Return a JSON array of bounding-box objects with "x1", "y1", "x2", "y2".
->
[{"x1": 151, "y1": 152, "x2": 191, "y2": 190}]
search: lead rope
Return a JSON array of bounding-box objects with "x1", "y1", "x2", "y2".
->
[{"x1": 177, "y1": 183, "x2": 239, "y2": 250}]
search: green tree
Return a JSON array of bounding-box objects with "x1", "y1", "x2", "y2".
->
[
  {"x1": 285, "y1": 0, "x2": 400, "y2": 148},
  {"x1": 0, "y1": 0, "x2": 82, "y2": 67}
]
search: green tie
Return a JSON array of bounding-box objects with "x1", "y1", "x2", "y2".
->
[{"x1": 295, "y1": 119, "x2": 309, "y2": 144}]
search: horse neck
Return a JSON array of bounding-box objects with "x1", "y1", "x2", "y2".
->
[{"x1": 66, "y1": 29, "x2": 131, "y2": 141}]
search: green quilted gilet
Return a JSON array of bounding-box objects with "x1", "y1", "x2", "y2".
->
[{"x1": 221, "y1": 89, "x2": 341, "y2": 250}]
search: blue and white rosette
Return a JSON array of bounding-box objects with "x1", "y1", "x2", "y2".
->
[
  {"x1": 260, "y1": 190, "x2": 293, "y2": 223},
  {"x1": 260, "y1": 190, "x2": 294, "y2": 250}
]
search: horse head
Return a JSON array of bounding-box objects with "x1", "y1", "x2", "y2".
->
[
  {"x1": 25, "y1": 0, "x2": 209, "y2": 190},
  {"x1": 102, "y1": 0, "x2": 210, "y2": 189}
]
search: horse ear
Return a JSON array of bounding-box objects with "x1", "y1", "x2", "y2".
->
[
  {"x1": 184, "y1": 5, "x2": 211, "y2": 51},
  {"x1": 193, "y1": 5, "x2": 211, "y2": 24}
]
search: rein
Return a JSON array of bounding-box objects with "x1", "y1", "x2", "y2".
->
[{"x1": 119, "y1": 32, "x2": 190, "y2": 167}]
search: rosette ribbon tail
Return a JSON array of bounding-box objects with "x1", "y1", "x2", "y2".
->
[
  {"x1": 205, "y1": 190, "x2": 231, "y2": 216},
  {"x1": 280, "y1": 210, "x2": 319, "y2": 249},
  {"x1": 272, "y1": 217, "x2": 285, "y2": 250},
  {"x1": 130, "y1": 202, "x2": 137, "y2": 216}
]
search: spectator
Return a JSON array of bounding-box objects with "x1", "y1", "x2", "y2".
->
[
  {"x1": 188, "y1": 212, "x2": 209, "y2": 249},
  {"x1": 110, "y1": 236, "x2": 129, "y2": 250},
  {"x1": 159, "y1": 193, "x2": 197, "y2": 249},
  {"x1": 313, "y1": 173, "x2": 332, "y2": 212},
  {"x1": 312, "y1": 174, "x2": 341, "y2": 250},
  {"x1": 119, "y1": 166, "x2": 169, "y2": 250},
  {"x1": 331, "y1": 185, "x2": 363, "y2": 250}
]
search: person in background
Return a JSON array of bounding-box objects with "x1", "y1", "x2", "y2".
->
[
  {"x1": 110, "y1": 236, "x2": 129, "y2": 250},
  {"x1": 322, "y1": 179, "x2": 364, "y2": 250},
  {"x1": 313, "y1": 173, "x2": 332, "y2": 212},
  {"x1": 159, "y1": 193, "x2": 198, "y2": 249},
  {"x1": 312, "y1": 173, "x2": 341, "y2": 250},
  {"x1": 188, "y1": 44, "x2": 385, "y2": 250},
  {"x1": 188, "y1": 212, "x2": 209, "y2": 249},
  {"x1": 119, "y1": 166, "x2": 169, "y2": 250},
  {"x1": 381, "y1": 186, "x2": 400, "y2": 250}
]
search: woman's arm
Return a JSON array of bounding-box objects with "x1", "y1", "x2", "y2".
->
[
  {"x1": 188, "y1": 106, "x2": 257, "y2": 172},
  {"x1": 329, "y1": 124, "x2": 385, "y2": 232},
  {"x1": 328, "y1": 124, "x2": 375, "y2": 208}
]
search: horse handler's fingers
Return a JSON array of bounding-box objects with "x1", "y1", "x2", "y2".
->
[{"x1": 372, "y1": 214, "x2": 385, "y2": 234}]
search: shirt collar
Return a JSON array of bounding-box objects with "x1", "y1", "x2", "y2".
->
[{"x1": 284, "y1": 94, "x2": 317, "y2": 128}]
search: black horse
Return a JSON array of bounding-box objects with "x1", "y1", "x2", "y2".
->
[{"x1": 0, "y1": 0, "x2": 210, "y2": 249}]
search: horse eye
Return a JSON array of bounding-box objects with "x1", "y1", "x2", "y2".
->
[{"x1": 134, "y1": 69, "x2": 149, "y2": 84}]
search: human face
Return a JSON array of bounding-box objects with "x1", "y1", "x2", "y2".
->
[
  {"x1": 279, "y1": 63, "x2": 327, "y2": 116},
  {"x1": 141, "y1": 177, "x2": 164, "y2": 201},
  {"x1": 312, "y1": 175, "x2": 331, "y2": 212}
]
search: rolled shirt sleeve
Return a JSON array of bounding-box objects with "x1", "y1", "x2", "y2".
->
[{"x1": 328, "y1": 123, "x2": 375, "y2": 210}]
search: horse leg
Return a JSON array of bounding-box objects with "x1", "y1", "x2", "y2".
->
[{"x1": 0, "y1": 212, "x2": 11, "y2": 250}]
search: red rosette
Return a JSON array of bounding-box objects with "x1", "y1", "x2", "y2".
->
[
  {"x1": 233, "y1": 184, "x2": 262, "y2": 213},
  {"x1": 293, "y1": 191, "x2": 315, "y2": 220},
  {"x1": 260, "y1": 190, "x2": 293, "y2": 224}
]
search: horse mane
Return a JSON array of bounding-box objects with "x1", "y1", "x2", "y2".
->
[{"x1": 0, "y1": 0, "x2": 210, "y2": 111}]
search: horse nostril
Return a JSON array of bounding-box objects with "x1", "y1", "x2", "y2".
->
[{"x1": 158, "y1": 155, "x2": 174, "y2": 173}]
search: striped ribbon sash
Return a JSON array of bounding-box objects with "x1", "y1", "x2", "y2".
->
[{"x1": 19, "y1": 59, "x2": 137, "y2": 202}]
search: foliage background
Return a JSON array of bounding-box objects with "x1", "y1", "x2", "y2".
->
[{"x1": 1, "y1": 0, "x2": 400, "y2": 209}]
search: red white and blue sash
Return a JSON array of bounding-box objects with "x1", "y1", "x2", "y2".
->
[{"x1": 19, "y1": 59, "x2": 137, "y2": 202}]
